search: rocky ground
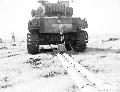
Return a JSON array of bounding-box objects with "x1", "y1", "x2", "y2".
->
[{"x1": 0, "y1": 34, "x2": 120, "y2": 92}]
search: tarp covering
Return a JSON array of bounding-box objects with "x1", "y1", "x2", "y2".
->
[{"x1": 44, "y1": 3, "x2": 73, "y2": 16}]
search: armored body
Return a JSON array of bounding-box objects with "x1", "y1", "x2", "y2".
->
[{"x1": 27, "y1": 0, "x2": 88, "y2": 54}]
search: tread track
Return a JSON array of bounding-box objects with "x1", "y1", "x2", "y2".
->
[
  {"x1": 73, "y1": 30, "x2": 88, "y2": 52},
  {"x1": 57, "y1": 53, "x2": 114, "y2": 92},
  {"x1": 27, "y1": 33, "x2": 39, "y2": 54}
]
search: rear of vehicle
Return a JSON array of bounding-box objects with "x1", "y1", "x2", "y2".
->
[{"x1": 27, "y1": 1, "x2": 88, "y2": 54}]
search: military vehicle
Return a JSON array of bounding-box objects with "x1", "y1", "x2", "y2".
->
[{"x1": 27, "y1": 0, "x2": 88, "y2": 54}]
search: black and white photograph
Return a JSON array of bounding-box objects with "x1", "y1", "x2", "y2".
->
[{"x1": 0, "y1": 0, "x2": 120, "y2": 92}]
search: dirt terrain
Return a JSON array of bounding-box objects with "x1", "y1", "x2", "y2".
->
[{"x1": 0, "y1": 34, "x2": 120, "y2": 92}]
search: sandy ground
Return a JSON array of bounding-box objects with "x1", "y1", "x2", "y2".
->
[{"x1": 0, "y1": 34, "x2": 120, "y2": 92}]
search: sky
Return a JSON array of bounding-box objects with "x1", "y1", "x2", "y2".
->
[{"x1": 0, "y1": 0, "x2": 120, "y2": 40}]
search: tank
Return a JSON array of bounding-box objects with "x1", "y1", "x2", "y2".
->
[{"x1": 27, "y1": 0, "x2": 88, "y2": 54}]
